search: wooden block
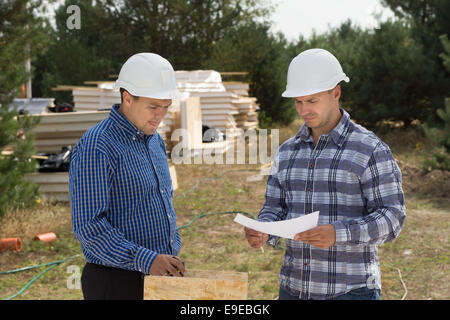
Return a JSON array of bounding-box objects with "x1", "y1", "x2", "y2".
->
[
  {"x1": 180, "y1": 97, "x2": 202, "y2": 150},
  {"x1": 168, "y1": 163, "x2": 178, "y2": 191},
  {"x1": 144, "y1": 269, "x2": 248, "y2": 300}
]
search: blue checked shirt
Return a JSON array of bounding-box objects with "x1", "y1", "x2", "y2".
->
[
  {"x1": 259, "y1": 108, "x2": 406, "y2": 300},
  {"x1": 69, "y1": 104, "x2": 180, "y2": 274}
]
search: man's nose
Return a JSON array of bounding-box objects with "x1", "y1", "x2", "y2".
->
[{"x1": 296, "y1": 103, "x2": 311, "y2": 116}]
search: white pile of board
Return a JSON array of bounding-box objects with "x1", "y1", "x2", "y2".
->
[
  {"x1": 224, "y1": 82, "x2": 259, "y2": 130},
  {"x1": 31, "y1": 110, "x2": 110, "y2": 154},
  {"x1": 175, "y1": 72, "x2": 259, "y2": 133},
  {"x1": 50, "y1": 70, "x2": 259, "y2": 155},
  {"x1": 158, "y1": 98, "x2": 180, "y2": 142},
  {"x1": 232, "y1": 96, "x2": 259, "y2": 130},
  {"x1": 223, "y1": 82, "x2": 249, "y2": 96},
  {"x1": 72, "y1": 85, "x2": 120, "y2": 110},
  {"x1": 175, "y1": 71, "x2": 226, "y2": 92},
  {"x1": 188, "y1": 91, "x2": 239, "y2": 134}
]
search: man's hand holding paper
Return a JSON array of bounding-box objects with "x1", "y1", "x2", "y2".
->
[{"x1": 236, "y1": 211, "x2": 335, "y2": 250}]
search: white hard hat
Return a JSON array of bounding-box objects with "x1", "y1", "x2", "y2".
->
[
  {"x1": 282, "y1": 48, "x2": 349, "y2": 97},
  {"x1": 114, "y1": 52, "x2": 183, "y2": 99}
]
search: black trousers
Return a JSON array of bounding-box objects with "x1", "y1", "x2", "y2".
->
[{"x1": 81, "y1": 263, "x2": 145, "y2": 300}]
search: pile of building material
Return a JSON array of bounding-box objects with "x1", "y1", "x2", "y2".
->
[
  {"x1": 175, "y1": 71, "x2": 226, "y2": 92},
  {"x1": 8, "y1": 98, "x2": 55, "y2": 114},
  {"x1": 32, "y1": 110, "x2": 109, "y2": 154},
  {"x1": 48, "y1": 70, "x2": 259, "y2": 157},
  {"x1": 175, "y1": 71, "x2": 259, "y2": 133},
  {"x1": 223, "y1": 81, "x2": 250, "y2": 96},
  {"x1": 53, "y1": 70, "x2": 259, "y2": 134},
  {"x1": 232, "y1": 96, "x2": 259, "y2": 130}
]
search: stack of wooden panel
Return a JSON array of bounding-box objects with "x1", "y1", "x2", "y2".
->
[
  {"x1": 72, "y1": 85, "x2": 120, "y2": 110},
  {"x1": 175, "y1": 70, "x2": 225, "y2": 92},
  {"x1": 223, "y1": 81, "x2": 249, "y2": 96},
  {"x1": 232, "y1": 96, "x2": 259, "y2": 130},
  {"x1": 223, "y1": 82, "x2": 259, "y2": 130},
  {"x1": 175, "y1": 71, "x2": 259, "y2": 136},
  {"x1": 188, "y1": 91, "x2": 239, "y2": 133},
  {"x1": 32, "y1": 110, "x2": 109, "y2": 154}
]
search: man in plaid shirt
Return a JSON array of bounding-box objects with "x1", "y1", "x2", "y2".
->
[{"x1": 245, "y1": 49, "x2": 406, "y2": 300}]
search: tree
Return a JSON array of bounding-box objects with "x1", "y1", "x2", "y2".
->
[
  {"x1": 205, "y1": 22, "x2": 296, "y2": 126},
  {"x1": 0, "y1": 0, "x2": 49, "y2": 217},
  {"x1": 286, "y1": 18, "x2": 448, "y2": 128},
  {"x1": 35, "y1": 0, "x2": 272, "y2": 101},
  {"x1": 381, "y1": 0, "x2": 450, "y2": 125},
  {"x1": 381, "y1": 0, "x2": 450, "y2": 33},
  {"x1": 340, "y1": 20, "x2": 439, "y2": 127},
  {"x1": 423, "y1": 35, "x2": 450, "y2": 171}
]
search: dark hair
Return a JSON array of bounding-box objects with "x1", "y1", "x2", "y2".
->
[{"x1": 120, "y1": 88, "x2": 138, "y2": 104}]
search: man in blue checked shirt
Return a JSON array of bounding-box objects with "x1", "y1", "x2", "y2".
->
[
  {"x1": 69, "y1": 53, "x2": 186, "y2": 300},
  {"x1": 245, "y1": 48, "x2": 406, "y2": 300}
]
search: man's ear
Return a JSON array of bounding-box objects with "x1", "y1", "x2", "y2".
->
[
  {"x1": 333, "y1": 85, "x2": 341, "y2": 101},
  {"x1": 122, "y1": 90, "x2": 134, "y2": 107}
]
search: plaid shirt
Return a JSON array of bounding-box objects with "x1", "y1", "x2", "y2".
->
[
  {"x1": 69, "y1": 104, "x2": 180, "y2": 274},
  {"x1": 259, "y1": 108, "x2": 406, "y2": 299}
]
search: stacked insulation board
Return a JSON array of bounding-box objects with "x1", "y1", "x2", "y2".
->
[
  {"x1": 175, "y1": 71, "x2": 259, "y2": 133},
  {"x1": 54, "y1": 70, "x2": 259, "y2": 135}
]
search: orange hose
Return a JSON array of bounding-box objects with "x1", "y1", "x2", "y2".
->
[
  {"x1": 0, "y1": 238, "x2": 22, "y2": 251},
  {"x1": 34, "y1": 232, "x2": 57, "y2": 243}
]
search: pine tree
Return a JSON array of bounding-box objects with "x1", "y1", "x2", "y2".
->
[
  {"x1": 423, "y1": 35, "x2": 450, "y2": 172},
  {"x1": 0, "y1": 0, "x2": 50, "y2": 217}
]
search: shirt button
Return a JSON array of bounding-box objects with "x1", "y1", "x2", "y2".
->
[
  {"x1": 132, "y1": 136, "x2": 136, "y2": 140},
  {"x1": 309, "y1": 163, "x2": 314, "y2": 168},
  {"x1": 161, "y1": 189, "x2": 164, "y2": 193}
]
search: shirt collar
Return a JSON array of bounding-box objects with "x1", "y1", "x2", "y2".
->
[
  {"x1": 109, "y1": 104, "x2": 146, "y2": 141},
  {"x1": 295, "y1": 108, "x2": 351, "y2": 147}
]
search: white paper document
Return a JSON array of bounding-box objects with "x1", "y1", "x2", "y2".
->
[{"x1": 234, "y1": 211, "x2": 320, "y2": 239}]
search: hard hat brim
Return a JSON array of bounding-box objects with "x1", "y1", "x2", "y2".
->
[
  {"x1": 282, "y1": 75, "x2": 349, "y2": 98},
  {"x1": 113, "y1": 81, "x2": 184, "y2": 100}
]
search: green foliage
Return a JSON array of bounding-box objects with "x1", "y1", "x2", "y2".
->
[
  {"x1": 204, "y1": 22, "x2": 296, "y2": 126},
  {"x1": 381, "y1": 0, "x2": 450, "y2": 124},
  {"x1": 0, "y1": 109, "x2": 41, "y2": 217},
  {"x1": 34, "y1": 0, "x2": 271, "y2": 97},
  {"x1": 0, "y1": 0, "x2": 49, "y2": 217},
  {"x1": 34, "y1": 0, "x2": 292, "y2": 126},
  {"x1": 28, "y1": 0, "x2": 450, "y2": 130},
  {"x1": 423, "y1": 146, "x2": 450, "y2": 172},
  {"x1": 423, "y1": 101, "x2": 450, "y2": 152},
  {"x1": 342, "y1": 19, "x2": 444, "y2": 127},
  {"x1": 381, "y1": 0, "x2": 450, "y2": 34},
  {"x1": 422, "y1": 35, "x2": 450, "y2": 171},
  {"x1": 285, "y1": 18, "x2": 450, "y2": 128}
]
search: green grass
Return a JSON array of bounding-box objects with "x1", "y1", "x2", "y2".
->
[{"x1": 0, "y1": 121, "x2": 448, "y2": 300}]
